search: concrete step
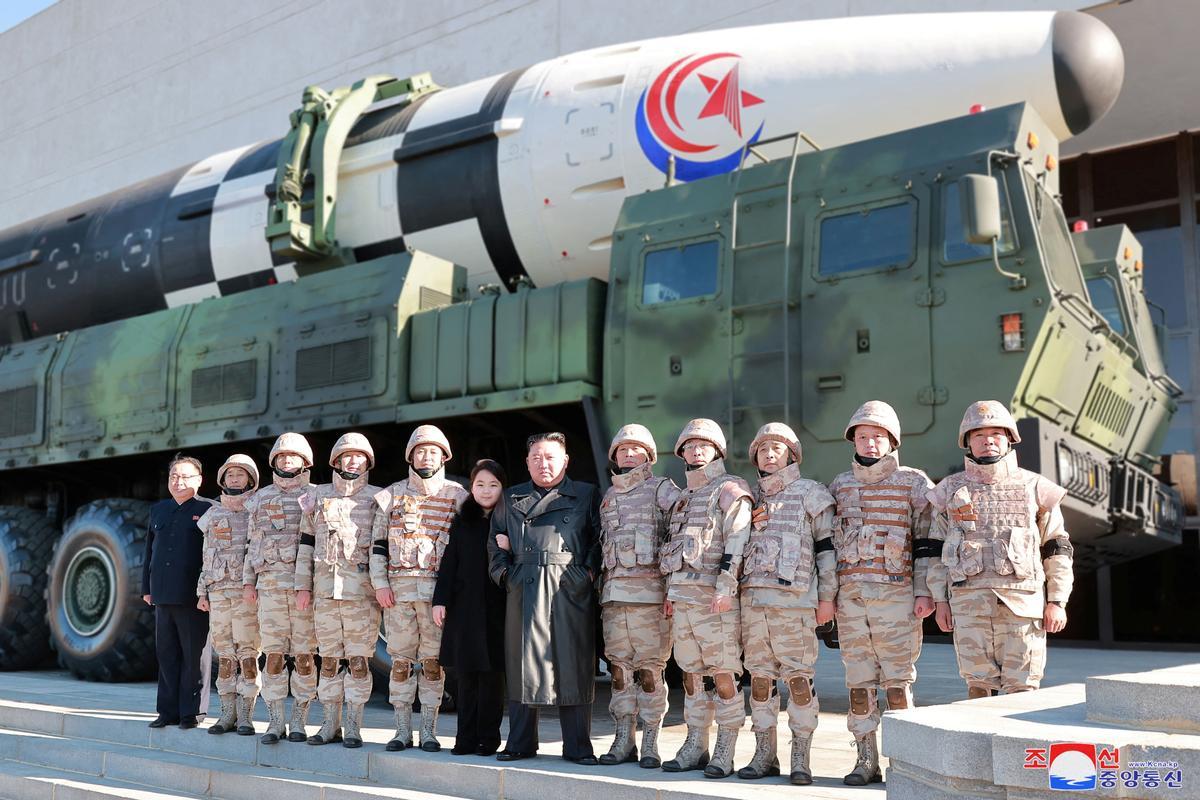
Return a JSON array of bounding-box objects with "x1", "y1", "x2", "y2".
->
[
  {"x1": 1087, "y1": 664, "x2": 1200, "y2": 733},
  {"x1": 0, "y1": 754, "x2": 206, "y2": 800},
  {"x1": 882, "y1": 683, "x2": 1200, "y2": 800}
]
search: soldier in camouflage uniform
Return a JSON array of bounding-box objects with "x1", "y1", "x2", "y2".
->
[
  {"x1": 737, "y1": 423, "x2": 837, "y2": 786},
  {"x1": 196, "y1": 454, "x2": 261, "y2": 736},
  {"x1": 597, "y1": 424, "x2": 679, "y2": 769},
  {"x1": 928, "y1": 401, "x2": 1074, "y2": 697},
  {"x1": 296, "y1": 433, "x2": 381, "y2": 749},
  {"x1": 828, "y1": 402, "x2": 935, "y2": 786},
  {"x1": 371, "y1": 425, "x2": 468, "y2": 752},
  {"x1": 243, "y1": 432, "x2": 319, "y2": 744},
  {"x1": 658, "y1": 419, "x2": 753, "y2": 778}
]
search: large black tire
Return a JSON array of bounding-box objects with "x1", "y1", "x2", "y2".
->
[
  {"x1": 0, "y1": 506, "x2": 57, "y2": 669},
  {"x1": 46, "y1": 499, "x2": 156, "y2": 681}
]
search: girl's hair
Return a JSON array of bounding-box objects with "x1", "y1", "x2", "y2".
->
[{"x1": 470, "y1": 458, "x2": 507, "y2": 486}]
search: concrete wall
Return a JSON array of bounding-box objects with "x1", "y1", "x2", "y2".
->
[{"x1": 0, "y1": 0, "x2": 1189, "y2": 230}]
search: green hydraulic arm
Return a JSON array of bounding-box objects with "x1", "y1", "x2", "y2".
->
[{"x1": 266, "y1": 73, "x2": 441, "y2": 272}]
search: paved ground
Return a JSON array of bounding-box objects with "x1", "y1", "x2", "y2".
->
[{"x1": 0, "y1": 642, "x2": 1195, "y2": 799}]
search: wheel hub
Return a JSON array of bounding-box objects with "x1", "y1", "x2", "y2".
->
[{"x1": 63, "y1": 545, "x2": 117, "y2": 637}]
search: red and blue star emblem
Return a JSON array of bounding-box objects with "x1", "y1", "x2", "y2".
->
[{"x1": 635, "y1": 52, "x2": 765, "y2": 181}]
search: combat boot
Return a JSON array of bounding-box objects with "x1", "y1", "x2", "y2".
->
[
  {"x1": 208, "y1": 694, "x2": 237, "y2": 735},
  {"x1": 599, "y1": 715, "x2": 637, "y2": 765},
  {"x1": 661, "y1": 725, "x2": 709, "y2": 772},
  {"x1": 703, "y1": 725, "x2": 740, "y2": 779},
  {"x1": 343, "y1": 703, "x2": 364, "y2": 748},
  {"x1": 419, "y1": 703, "x2": 441, "y2": 752},
  {"x1": 843, "y1": 731, "x2": 882, "y2": 786},
  {"x1": 306, "y1": 702, "x2": 342, "y2": 745},
  {"x1": 287, "y1": 700, "x2": 311, "y2": 742},
  {"x1": 639, "y1": 720, "x2": 662, "y2": 769},
  {"x1": 236, "y1": 694, "x2": 257, "y2": 736},
  {"x1": 790, "y1": 732, "x2": 813, "y2": 785},
  {"x1": 260, "y1": 699, "x2": 287, "y2": 744},
  {"x1": 737, "y1": 729, "x2": 780, "y2": 779},
  {"x1": 386, "y1": 705, "x2": 412, "y2": 751}
]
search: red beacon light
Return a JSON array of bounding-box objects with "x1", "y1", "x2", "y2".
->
[
  {"x1": 1073, "y1": 220, "x2": 1089, "y2": 232},
  {"x1": 969, "y1": 104, "x2": 986, "y2": 114}
]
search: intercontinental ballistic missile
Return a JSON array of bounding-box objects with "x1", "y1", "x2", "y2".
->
[{"x1": 0, "y1": 10, "x2": 1122, "y2": 343}]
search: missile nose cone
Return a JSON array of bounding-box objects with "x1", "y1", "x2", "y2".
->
[{"x1": 1052, "y1": 10, "x2": 1124, "y2": 135}]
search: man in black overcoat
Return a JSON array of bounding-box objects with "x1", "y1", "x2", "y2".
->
[{"x1": 488, "y1": 432, "x2": 602, "y2": 764}]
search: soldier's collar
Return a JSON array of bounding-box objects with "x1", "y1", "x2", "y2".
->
[
  {"x1": 333, "y1": 472, "x2": 369, "y2": 496},
  {"x1": 685, "y1": 458, "x2": 727, "y2": 489},
  {"x1": 851, "y1": 451, "x2": 900, "y2": 484},
  {"x1": 963, "y1": 449, "x2": 1018, "y2": 483},
  {"x1": 273, "y1": 471, "x2": 310, "y2": 492},
  {"x1": 407, "y1": 466, "x2": 445, "y2": 496},
  {"x1": 611, "y1": 462, "x2": 654, "y2": 492},
  {"x1": 758, "y1": 462, "x2": 802, "y2": 495},
  {"x1": 219, "y1": 492, "x2": 248, "y2": 512}
]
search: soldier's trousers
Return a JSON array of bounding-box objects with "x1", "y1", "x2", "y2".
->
[
  {"x1": 208, "y1": 587, "x2": 261, "y2": 697},
  {"x1": 950, "y1": 588, "x2": 1045, "y2": 694},
  {"x1": 742, "y1": 604, "x2": 819, "y2": 736},
  {"x1": 257, "y1": 586, "x2": 317, "y2": 702},
  {"x1": 671, "y1": 599, "x2": 743, "y2": 729},
  {"x1": 601, "y1": 602, "x2": 671, "y2": 725},
  {"x1": 315, "y1": 596, "x2": 380, "y2": 706},
  {"x1": 382, "y1": 599, "x2": 443, "y2": 709},
  {"x1": 836, "y1": 581, "x2": 921, "y2": 735}
]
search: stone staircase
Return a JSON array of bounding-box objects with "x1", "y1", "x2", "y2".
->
[{"x1": 882, "y1": 664, "x2": 1200, "y2": 799}]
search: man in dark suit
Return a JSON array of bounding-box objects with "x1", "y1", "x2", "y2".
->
[
  {"x1": 142, "y1": 454, "x2": 213, "y2": 729},
  {"x1": 488, "y1": 432, "x2": 602, "y2": 764}
]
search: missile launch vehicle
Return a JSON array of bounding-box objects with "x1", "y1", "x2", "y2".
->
[{"x1": 0, "y1": 10, "x2": 1184, "y2": 681}]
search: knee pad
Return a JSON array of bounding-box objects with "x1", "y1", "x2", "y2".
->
[
  {"x1": 218, "y1": 657, "x2": 236, "y2": 680},
  {"x1": 849, "y1": 687, "x2": 871, "y2": 715},
  {"x1": 294, "y1": 653, "x2": 315, "y2": 676},
  {"x1": 241, "y1": 656, "x2": 258, "y2": 680},
  {"x1": 391, "y1": 660, "x2": 412, "y2": 683},
  {"x1": 683, "y1": 672, "x2": 703, "y2": 697},
  {"x1": 611, "y1": 664, "x2": 628, "y2": 691},
  {"x1": 349, "y1": 656, "x2": 369, "y2": 680},
  {"x1": 967, "y1": 685, "x2": 992, "y2": 700},
  {"x1": 421, "y1": 658, "x2": 442, "y2": 681},
  {"x1": 636, "y1": 668, "x2": 658, "y2": 693},
  {"x1": 750, "y1": 675, "x2": 775, "y2": 702},
  {"x1": 788, "y1": 675, "x2": 813, "y2": 705},
  {"x1": 265, "y1": 652, "x2": 286, "y2": 676},
  {"x1": 885, "y1": 686, "x2": 909, "y2": 710},
  {"x1": 321, "y1": 658, "x2": 340, "y2": 679},
  {"x1": 713, "y1": 672, "x2": 738, "y2": 700}
]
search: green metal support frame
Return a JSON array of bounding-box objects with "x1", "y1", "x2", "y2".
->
[{"x1": 266, "y1": 73, "x2": 441, "y2": 271}]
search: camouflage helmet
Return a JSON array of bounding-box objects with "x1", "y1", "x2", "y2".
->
[
  {"x1": 674, "y1": 418, "x2": 727, "y2": 459},
  {"x1": 608, "y1": 423, "x2": 658, "y2": 464},
  {"x1": 329, "y1": 432, "x2": 375, "y2": 470},
  {"x1": 748, "y1": 422, "x2": 803, "y2": 465},
  {"x1": 405, "y1": 424, "x2": 452, "y2": 463},
  {"x1": 844, "y1": 400, "x2": 902, "y2": 447},
  {"x1": 217, "y1": 454, "x2": 259, "y2": 491},
  {"x1": 958, "y1": 400, "x2": 1022, "y2": 448},
  {"x1": 269, "y1": 432, "x2": 313, "y2": 468}
]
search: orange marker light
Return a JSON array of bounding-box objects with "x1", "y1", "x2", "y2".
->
[
  {"x1": 1026, "y1": 131, "x2": 1039, "y2": 150},
  {"x1": 1001, "y1": 313, "x2": 1024, "y2": 352}
]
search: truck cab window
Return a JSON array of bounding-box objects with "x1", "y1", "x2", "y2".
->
[
  {"x1": 641, "y1": 240, "x2": 719, "y2": 305},
  {"x1": 818, "y1": 199, "x2": 916, "y2": 277},
  {"x1": 1027, "y1": 174, "x2": 1088, "y2": 299},
  {"x1": 1086, "y1": 276, "x2": 1127, "y2": 336},
  {"x1": 943, "y1": 176, "x2": 1017, "y2": 262}
]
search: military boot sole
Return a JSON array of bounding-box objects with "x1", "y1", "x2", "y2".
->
[
  {"x1": 598, "y1": 747, "x2": 638, "y2": 766},
  {"x1": 638, "y1": 756, "x2": 661, "y2": 769},
  {"x1": 386, "y1": 738, "x2": 413, "y2": 752},
  {"x1": 661, "y1": 752, "x2": 709, "y2": 773},
  {"x1": 843, "y1": 771, "x2": 883, "y2": 786},
  {"x1": 420, "y1": 740, "x2": 442, "y2": 752},
  {"x1": 260, "y1": 732, "x2": 281, "y2": 745},
  {"x1": 790, "y1": 771, "x2": 814, "y2": 786},
  {"x1": 306, "y1": 732, "x2": 344, "y2": 745},
  {"x1": 343, "y1": 737, "x2": 363, "y2": 749},
  {"x1": 703, "y1": 764, "x2": 736, "y2": 779},
  {"x1": 287, "y1": 731, "x2": 308, "y2": 742},
  {"x1": 737, "y1": 762, "x2": 781, "y2": 779},
  {"x1": 207, "y1": 724, "x2": 232, "y2": 735},
  {"x1": 236, "y1": 726, "x2": 256, "y2": 736}
]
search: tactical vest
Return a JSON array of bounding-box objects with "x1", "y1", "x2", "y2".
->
[
  {"x1": 200, "y1": 502, "x2": 250, "y2": 590},
  {"x1": 933, "y1": 453, "x2": 1057, "y2": 592},
  {"x1": 601, "y1": 464, "x2": 671, "y2": 579},
  {"x1": 741, "y1": 463, "x2": 823, "y2": 590},
  {"x1": 660, "y1": 460, "x2": 750, "y2": 585},
  {"x1": 831, "y1": 454, "x2": 925, "y2": 585},
  {"x1": 249, "y1": 486, "x2": 308, "y2": 572},
  {"x1": 313, "y1": 479, "x2": 379, "y2": 568},
  {"x1": 382, "y1": 472, "x2": 466, "y2": 577}
]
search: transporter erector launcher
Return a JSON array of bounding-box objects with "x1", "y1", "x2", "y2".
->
[{"x1": 0, "y1": 10, "x2": 1122, "y2": 344}]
